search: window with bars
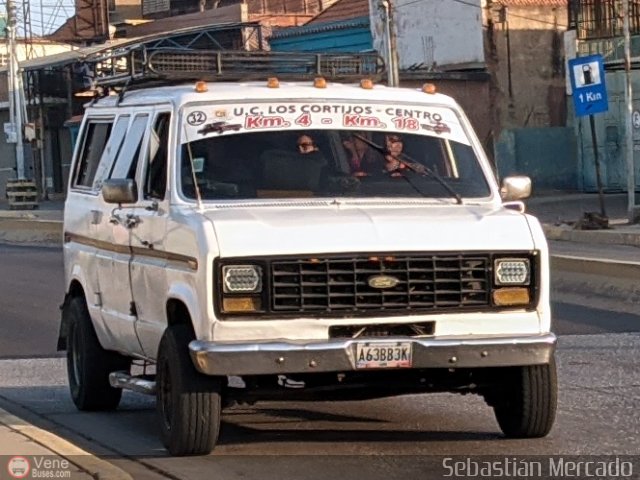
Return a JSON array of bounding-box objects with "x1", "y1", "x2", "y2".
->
[{"x1": 574, "y1": 0, "x2": 640, "y2": 40}]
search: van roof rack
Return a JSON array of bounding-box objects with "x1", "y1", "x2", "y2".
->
[{"x1": 80, "y1": 45, "x2": 386, "y2": 91}]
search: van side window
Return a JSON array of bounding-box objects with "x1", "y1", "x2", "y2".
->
[
  {"x1": 74, "y1": 120, "x2": 113, "y2": 188},
  {"x1": 144, "y1": 113, "x2": 170, "y2": 200},
  {"x1": 91, "y1": 115, "x2": 130, "y2": 190},
  {"x1": 110, "y1": 114, "x2": 149, "y2": 181}
]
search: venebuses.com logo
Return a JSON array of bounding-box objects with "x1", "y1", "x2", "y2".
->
[
  {"x1": 7, "y1": 456, "x2": 30, "y2": 479},
  {"x1": 6, "y1": 455, "x2": 72, "y2": 478}
]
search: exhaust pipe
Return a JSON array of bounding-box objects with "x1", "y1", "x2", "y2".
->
[{"x1": 109, "y1": 371, "x2": 156, "y2": 395}]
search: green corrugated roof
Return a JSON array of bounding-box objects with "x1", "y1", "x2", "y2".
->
[{"x1": 270, "y1": 16, "x2": 369, "y2": 40}]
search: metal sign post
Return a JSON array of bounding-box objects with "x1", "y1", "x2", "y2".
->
[
  {"x1": 569, "y1": 54, "x2": 609, "y2": 222},
  {"x1": 622, "y1": 0, "x2": 638, "y2": 223},
  {"x1": 6, "y1": 0, "x2": 25, "y2": 180}
]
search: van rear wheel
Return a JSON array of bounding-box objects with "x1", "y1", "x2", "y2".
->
[
  {"x1": 156, "y1": 324, "x2": 222, "y2": 456},
  {"x1": 492, "y1": 360, "x2": 557, "y2": 438},
  {"x1": 65, "y1": 296, "x2": 130, "y2": 411}
]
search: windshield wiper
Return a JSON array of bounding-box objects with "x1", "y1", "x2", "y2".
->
[{"x1": 353, "y1": 134, "x2": 463, "y2": 204}]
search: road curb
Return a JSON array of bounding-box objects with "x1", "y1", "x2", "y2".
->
[
  {"x1": 0, "y1": 407, "x2": 133, "y2": 480},
  {"x1": 544, "y1": 224, "x2": 640, "y2": 247},
  {"x1": 551, "y1": 254, "x2": 640, "y2": 278},
  {"x1": 551, "y1": 254, "x2": 640, "y2": 302},
  {"x1": 0, "y1": 219, "x2": 62, "y2": 245}
]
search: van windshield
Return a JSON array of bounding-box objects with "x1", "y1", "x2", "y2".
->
[{"x1": 179, "y1": 129, "x2": 490, "y2": 201}]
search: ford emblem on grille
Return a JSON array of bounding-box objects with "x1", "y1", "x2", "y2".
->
[{"x1": 368, "y1": 275, "x2": 400, "y2": 289}]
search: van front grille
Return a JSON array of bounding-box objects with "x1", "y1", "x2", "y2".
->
[{"x1": 270, "y1": 254, "x2": 490, "y2": 314}]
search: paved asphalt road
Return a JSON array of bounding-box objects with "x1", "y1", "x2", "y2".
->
[
  {"x1": 0, "y1": 245, "x2": 638, "y2": 479},
  {"x1": 0, "y1": 244, "x2": 64, "y2": 358}
]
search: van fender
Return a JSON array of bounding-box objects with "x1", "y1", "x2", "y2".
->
[
  {"x1": 58, "y1": 265, "x2": 93, "y2": 350},
  {"x1": 166, "y1": 282, "x2": 209, "y2": 341}
]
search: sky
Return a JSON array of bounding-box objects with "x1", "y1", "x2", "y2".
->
[{"x1": 1, "y1": 0, "x2": 75, "y2": 37}]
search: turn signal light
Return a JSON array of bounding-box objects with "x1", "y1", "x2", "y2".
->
[
  {"x1": 314, "y1": 77, "x2": 327, "y2": 88},
  {"x1": 267, "y1": 77, "x2": 280, "y2": 88},
  {"x1": 195, "y1": 81, "x2": 208, "y2": 93},
  {"x1": 422, "y1": 83, "x2": 437, "y2": 94},
  {"x1": 493, "y1": 288, "x2": 530, "y2": 306},
  {"x1": 360, "y1": 78, "x2": 374, "y2": 89},
  {"x1": 222, "y1": 297, "x2": 262, "y2": 313}
]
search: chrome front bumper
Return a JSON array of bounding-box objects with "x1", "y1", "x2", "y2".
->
[{"x1": 189, "y1": 333, "x2": 556, "y2": 376}]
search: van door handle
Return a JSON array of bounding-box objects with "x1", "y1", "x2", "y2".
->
[{"x1": 90, "y1": 210, "x2": 103, "y2": 225}]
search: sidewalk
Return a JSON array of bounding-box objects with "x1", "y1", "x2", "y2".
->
[
  {"x1": 0, "y1": 200, "x2": 63, "y2": 245},
  {"x1": 0, "y1": 406, "x2": 131, "y2": 479},
  {"x1": 527, "y1": 192, "x2": 640, "y2": 249}
]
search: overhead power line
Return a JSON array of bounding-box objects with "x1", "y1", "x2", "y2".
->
[{"x1": 0, "y1": 0, "x2": 74, "y2": 37}]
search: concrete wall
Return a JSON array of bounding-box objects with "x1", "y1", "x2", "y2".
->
[
  {"x1": 111, "y1": 0, "x2": 143, "y2": 22},
  {"x1": 486, "y1": 4, "x2": 567, "y2": 134},
  {"x1": 495, "y1": 127, "x2": 578, "y2": 191},
  {"x1": 401, "y1": 77, "x2": 493, "y2": 159},
  {"x1": 574, "y1": 70, "x2": 640, "y2": 193},
  {"x1": 370, "y1": 0, "x2": 484, "y2": 70}
]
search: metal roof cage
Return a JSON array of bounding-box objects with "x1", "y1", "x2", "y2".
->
[{"x1": 82, "y1": 46, "x2": 386, "y2": 89}]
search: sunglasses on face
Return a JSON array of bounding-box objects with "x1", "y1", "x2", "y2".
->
[{"x1": 298, "y1": 142, "x2": 314, "y2": 148}]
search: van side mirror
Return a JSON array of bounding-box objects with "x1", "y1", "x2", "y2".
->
[
  {"x1": 500, "y1": 176, "x2": 531, "y2": 201},
  {"x1": 102, "y1": 179, "x2": 138, "y2": 204}
]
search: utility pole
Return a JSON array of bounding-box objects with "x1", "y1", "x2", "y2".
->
[
  {"x1": 623, "y1": 0, "x2": 638, "y2": 222},
  {"x1": 6, "y1": 0, "x2": 25, "y2": 180},
  {"x1": 380, "y1": 0, "x2": 399, "y2": 87}
]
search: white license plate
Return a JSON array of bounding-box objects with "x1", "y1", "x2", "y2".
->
[{"x1": 355, "y1": 342, "x2": 412, "y2": 369}]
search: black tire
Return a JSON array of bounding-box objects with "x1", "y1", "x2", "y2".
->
[
  {"x1": 65, "y1": 296, "x2": 131, "y2": 411},
  {"x1": 492, "y1": 360, "x2": 558, "y2": 438},
  {"x1": 156, "y1": 324, "x2": 222, "y2": 456}
]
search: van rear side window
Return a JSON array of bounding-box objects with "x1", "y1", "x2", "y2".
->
[{"x1": 74, "y1": 120, "x2": 113, "y2": 188}]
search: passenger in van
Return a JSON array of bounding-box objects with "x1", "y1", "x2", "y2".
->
[{"x1": 342, "y1": 132, "x2": 381, "y2": 177}]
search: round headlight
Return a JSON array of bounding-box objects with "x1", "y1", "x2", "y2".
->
[
  {"x1": 222, "y1": 265, "x2": 262, "y2": 293},
  {"x1": 495, "y1": 259, "x2": 530, "y2": 285}
]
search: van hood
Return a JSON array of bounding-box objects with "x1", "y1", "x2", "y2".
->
[{"x1": 201, "y1": 202, "x2": 536, "y2": 258}]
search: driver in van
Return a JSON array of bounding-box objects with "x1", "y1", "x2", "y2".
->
[{"x1": 343, "y1": 131, "x2": 381, "y2": 177}]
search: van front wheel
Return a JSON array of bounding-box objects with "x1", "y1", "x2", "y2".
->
[
  {"x1": 156, "y1": 325, "x2": 222, "y2": 456},
  {"x1": 492, "y1": 360, "x2": 558, "y2": 438}
]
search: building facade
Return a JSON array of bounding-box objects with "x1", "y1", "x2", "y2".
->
[{"x1": 567, "y1": 0, "x2": 640, "y2": 192}]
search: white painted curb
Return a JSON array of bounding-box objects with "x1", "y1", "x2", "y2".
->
[{"x1": 0, "y1": 407, "x2": 133, "y2": 480}]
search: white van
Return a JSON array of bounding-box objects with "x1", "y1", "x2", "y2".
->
[{"x1": 59, "y1": 50, "x2": 556, "y2": 456}]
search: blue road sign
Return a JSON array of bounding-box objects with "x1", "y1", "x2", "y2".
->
[{"x1": 568, "y1": 55, "x2": 608, "y2": 117}]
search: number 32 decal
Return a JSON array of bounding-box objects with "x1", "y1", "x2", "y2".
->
[{"x1": 187, "y1": 111, "x2": 207, "y2": 126}]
